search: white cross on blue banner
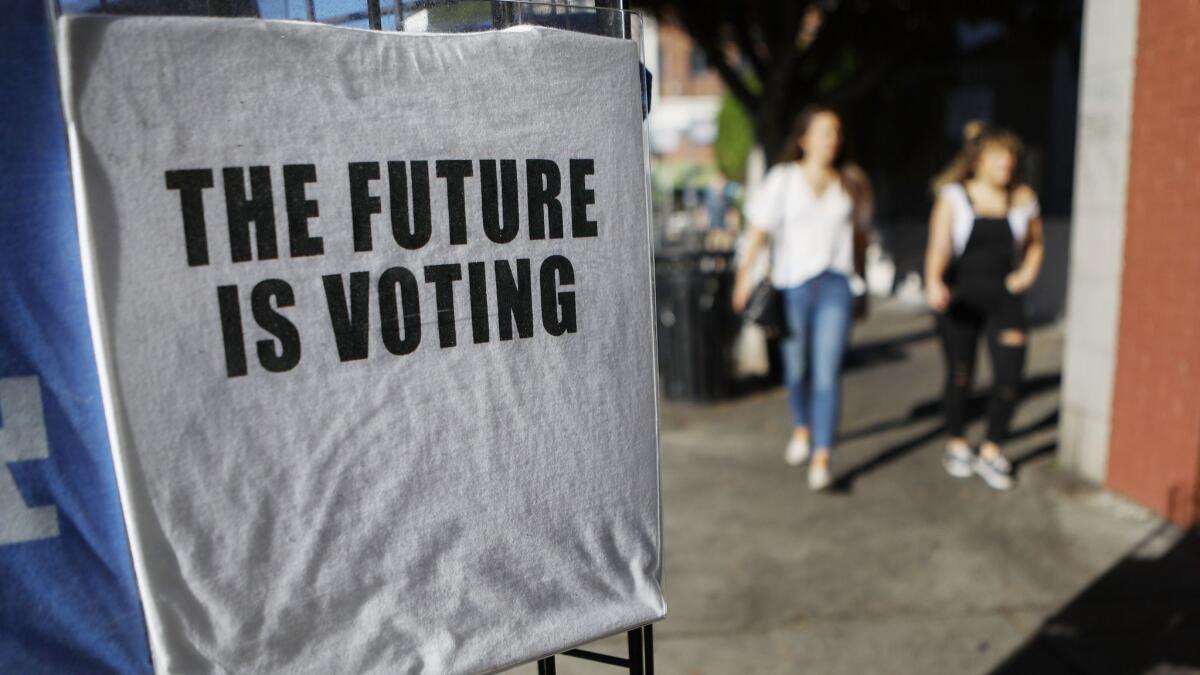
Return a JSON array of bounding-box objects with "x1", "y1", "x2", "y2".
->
[{"x1": 0, "y1": 1, "x2": 152, "y2": 671}]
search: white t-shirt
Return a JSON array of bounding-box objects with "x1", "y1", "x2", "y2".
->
[
  {"x1": 745, "y1": 162, "x2": 856, "y2": 289},
  {"x1": 59, "y1": 16, "x2": 664, "y2": 674}
]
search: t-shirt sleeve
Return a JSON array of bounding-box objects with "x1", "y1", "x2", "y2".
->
[
  {"x1": 1020, "y1": 195, "x2": 1041, "y2": 220},
  {"x1": 745, "y1": 165, "x2": 788, "y2": 236},
  {"x1": 936, "y1": 182, "x2": 961, "y2": 206}
]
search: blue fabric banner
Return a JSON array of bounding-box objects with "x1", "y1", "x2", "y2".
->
[{"x1": 0, "y1": 1, "x2": 152, "y2": 672}]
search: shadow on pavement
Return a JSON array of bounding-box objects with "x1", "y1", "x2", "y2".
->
[
  {"x1": 840, "y1": 373, "x2": 1062, "y2": 445},
  {"x1": 1010, "y1": 437, "x2": 1058, "y2": 475},
  {"x1": 843, "y1": 327, "x2": 937, "y2": 372},
  {"x1": 990, "y1": 525, "x2": 1200, "y2": 675},
  {"x1": 830, "y1": 373, "x2": 1061, "y2": 492},
  {"x1": 732, "y1": 325, "x2": 936, "y2": 397}
]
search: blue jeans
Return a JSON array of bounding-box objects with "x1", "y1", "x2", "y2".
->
[{"x1": 779, "y1": 271, "x2": 854, "y2": 450}]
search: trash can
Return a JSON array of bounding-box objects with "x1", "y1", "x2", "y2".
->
[{"x1": 654, "y1": 248, "x2": 737, "y2": 402}]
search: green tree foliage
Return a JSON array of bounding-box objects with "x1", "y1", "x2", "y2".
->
[{"x1": 714, "y1": 93, "x2": 755, "y2": 183}]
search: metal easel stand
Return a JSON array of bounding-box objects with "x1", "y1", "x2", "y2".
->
[{"x1": 538, "y1": 624, "x2": 654, "y2": 675}]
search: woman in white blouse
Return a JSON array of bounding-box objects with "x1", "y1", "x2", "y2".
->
[
  {"x1": 733, "y1": 106, "x2": 872, "y2": 491},
  {"x1": 924, "y1": 124, "x2": 1044, "y2": 490}
]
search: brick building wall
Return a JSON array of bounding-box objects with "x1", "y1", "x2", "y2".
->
[
  {"x1": 655, "y1": 21, "x2": 723, "y2": 98},
  {"x1": 645, "y1": 17, "x2": 725, "y2": 166},
  {"x1": 1107, "y1": 0, "x2": 1200, "y2": 524}
]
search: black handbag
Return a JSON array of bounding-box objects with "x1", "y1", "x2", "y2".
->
[{"x1": 743, "y1": 279, "x2": 782, "y2": 333}]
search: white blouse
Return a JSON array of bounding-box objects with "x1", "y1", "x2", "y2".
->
[
  {"x1": 745, "y1": 162, "x2": 856, "y2": 289},
  {"x1": 940, "y1": 183, "x2": 1040, "y2": 256}
]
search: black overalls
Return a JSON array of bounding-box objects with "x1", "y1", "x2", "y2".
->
[{"x1": 939, "y1": 185, "x2": 1027, "y2": 443}]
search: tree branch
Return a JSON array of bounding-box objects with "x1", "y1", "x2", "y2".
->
[
  {"x1": 732, "y1": 15, "x2": 767, "y2": 85},
  {"x1": 674, "y1": 11, "x2": 760, "y2": 111}
]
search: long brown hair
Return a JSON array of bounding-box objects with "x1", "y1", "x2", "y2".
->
[
  {"x1": 932, "y1": 122, "x2": 1024, "y2": 193},
  {"x1": 778, "y1": 105, "x2": 872, "y2": 224}
]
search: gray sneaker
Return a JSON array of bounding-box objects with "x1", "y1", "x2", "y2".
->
[
  {"x1": 972, "y1": 452, "x2": 1014, "y2": 490},
  {"x1": 943, "y1": 446, "x2": 974, "y2": 479}
]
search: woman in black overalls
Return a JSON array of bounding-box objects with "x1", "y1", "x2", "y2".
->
[{"x1": 924, "y1": 125, "x2": 1045, "y2": 490}]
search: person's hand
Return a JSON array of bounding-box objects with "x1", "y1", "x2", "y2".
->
[
  {"x1": 1005, "y1": 270, "x2": 1033, "y2": 295},
  {"x1": 732, "y1": 279, "x2": 753, "y2": 314},
  {"x1": 925, "y1": 279, "x2": 950, "y2": 313}
]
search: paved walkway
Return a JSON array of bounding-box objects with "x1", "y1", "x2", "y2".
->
[{"x1": 512, "y1": 300, "x2": 1193, "y2": 675}]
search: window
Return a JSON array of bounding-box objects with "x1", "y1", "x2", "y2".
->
[{"x1": 689, "y1": 46, "x2": 707, "y2": 76}]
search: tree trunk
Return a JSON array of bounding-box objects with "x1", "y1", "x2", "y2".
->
[
  {"x1": 754, "y1": 113, "x2": 785, "y2": 169},
  {"x1": 753, "y1": 88, "x2": 806, "y2": 168}
]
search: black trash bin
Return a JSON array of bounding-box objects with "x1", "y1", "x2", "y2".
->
[{"x1": 654, "y1": 248, "x2": 737, "y2": 402}]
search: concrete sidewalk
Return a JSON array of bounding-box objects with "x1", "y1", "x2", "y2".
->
[{"x1": 511, "y1": 300, "x2": 1189, "y2": 674}]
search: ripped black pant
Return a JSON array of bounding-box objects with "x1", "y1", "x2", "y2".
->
[{"x1": 937, "y1": 285, "x2": 1026, "y2": 444}]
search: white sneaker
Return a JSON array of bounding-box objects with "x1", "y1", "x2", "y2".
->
[
  {"x1": 943, "y1": 446, "x2": 974, "y2": 479},
  {"x1": 973, "y1": 452, "x2": 1014, "y2": 491},
  {"x1": 808, "y1": 462, "x2": 833, "y2": 491},
  {"x1": 785, "y1": 436, "x2": 811, "y2": 466}
]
